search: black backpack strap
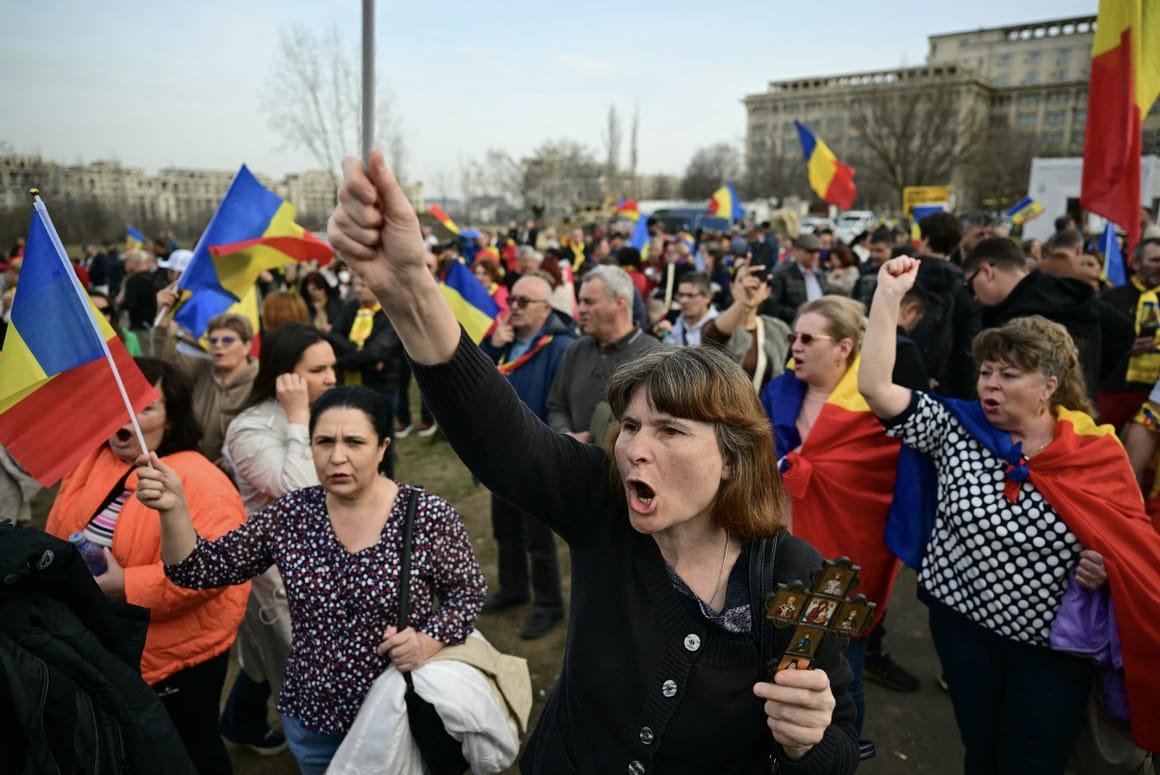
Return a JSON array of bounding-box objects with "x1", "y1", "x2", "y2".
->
[
  {"x1": 396, "y1": 486, "x2": 420, "y2": 690},
  {"x1": 749, "y1": 531, "x2": 782, "y2": 674}
]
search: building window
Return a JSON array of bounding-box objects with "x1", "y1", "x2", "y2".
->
[
  {"x1": 1018, "y1": 94, "x2": 1040, "y2": 106},
  {"x1": 1073, "y1": 130, "x2": 1085, "y2": 146},
  {"x1": 750, "y1": 122, "x2": 767, "y2": 134},
  {"x1": 997, "y1": 53, "x2": 1012, "y2": 66},
  {"x1": 1017, "y1": 112, "x2": 1038, "y2": 127},
  {"x1": 1026, "y1": 51, "x2": 1041, "y2": 64},
  {"x1": 826, "y1": 117, "x2": 844, "y2": 131},
  {"x1": 1042, "y1": 131, "x2": 1064, "y2": 145},
  {"x1": 1052, "y1": 69, "x2": 1068, "y2": 82},
  {"x1": 1056, "y1": 48, "x2": 1072, "y2": 63},
  {"x1": 1025, "y1": 72, "x2": 1040, "y2": 85},
  {"x1": 1045, "y1": 111, "x2": 1067, "y2": 125},
  {"x1": 997, "y1": 74, "x2": 1010, "y2": 86},
  {"x1": 1074, "y1": 109, "x2": 1087, "y2": 124},
  {"x1": 805, "y1": 101, "x2": 821, "y2": 112},
  {"x1": 1048, "y1": 91, "x2": 1071, "y2": 104}
]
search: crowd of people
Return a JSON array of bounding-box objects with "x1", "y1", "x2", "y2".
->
[{"x1": 3, "y1": 156, "x2": 1160, "y2": 774}]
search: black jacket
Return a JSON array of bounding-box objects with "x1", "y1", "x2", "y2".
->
[
  {"x1": 0, "y1": 526, "x2": 195, "y2": 775},
  {"x1": 328, "y1": 301, "x2": 404, "y2": 394},
  {"x1": 414, "y1": 332, "x2": 859, "y2": 775},
  {"x1": 981, "y1": 272, "x2": 1109, "y2": 400},
  {"x1": 912, "y1": 258, "x2": 981, "y2": 400}
]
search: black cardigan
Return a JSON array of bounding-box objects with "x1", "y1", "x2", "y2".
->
[{"x1": 412, "y1": 331, "x2": 859, "y2": 775}]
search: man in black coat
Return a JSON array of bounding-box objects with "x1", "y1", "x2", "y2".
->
[
  {"x1": 1099, "y1": 237, "x2": 1160, "y2": 426},
  {"x1": 964, "y1": 238, "x2": 1133, "y2": 403}
]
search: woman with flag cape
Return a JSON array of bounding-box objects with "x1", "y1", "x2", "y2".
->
[
  {"x1": 759, "y1": 295, "x2": 907, "y2": 739},
  {"x1": 860, "y1": 256, "x2": 1160, "y2": 771}
]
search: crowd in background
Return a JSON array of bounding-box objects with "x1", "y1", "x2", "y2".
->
[{"x1": 4, "y1": 196, "x2": 1160, "y2": 773}]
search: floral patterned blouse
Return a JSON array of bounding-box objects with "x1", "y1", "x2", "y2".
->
[{"x1": 165, "y1": 484, "x2": 486, "y2": 734}]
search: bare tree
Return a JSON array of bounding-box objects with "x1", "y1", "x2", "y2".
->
[
  {"x1": 262, "y1": 24, "x2": 403, "y2": 185},
  {"x1": 629, "y1": 103, "x2": 640, "y2": 199},
  {"x1": 681, "y1": 143, "x2": 743, "y2": 200},
  {"x1": 961, "y1": 125, "x2": 1039, "y2": 211},
  {"x1": 745, "y1": 139, "x2": 807, "y2": 200},
  {"x1": 522, "y1": 140, "x2": 601, "y2": 217},
  {"x1": 602, "y1": 104, "x2": 622, "y2": 198},
  {"x1": 848, "y1": 84, "x2": 988, "y2": 205},
  {"x1": 481, "y1": 149, "x2": 524, "y2": 208}
]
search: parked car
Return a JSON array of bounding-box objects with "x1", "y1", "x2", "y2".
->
[
  {"x1": 652, "y1": 207, "x2": 731, "y2": 234},
  {"x1": 800, "y1": 216, "x2": 836, "y2": 235},
  {"x1": 835, "y1": 210, "x2": 876, "y2": 244}
]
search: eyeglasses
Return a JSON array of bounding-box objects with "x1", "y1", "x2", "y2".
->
[
  {"x1": 208, "y1": 335, "x2": 240, "y2": 346},
  {"x1": 94, "y1": 306, "x2": 113, "y2": 317},
  {"x1": 786, "y1": 332, "x2": 835, "y2": 346},
  {"x1": 510, "y1": 296, "x2": 548, "y2": 309},
  {"x1": 964, "y1": 265, "x2": 985, "y2": 294}
]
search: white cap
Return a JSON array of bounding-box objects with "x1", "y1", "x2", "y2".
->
[{"x1": 158, "y1": 249, "x2": 193, "y2": 272}]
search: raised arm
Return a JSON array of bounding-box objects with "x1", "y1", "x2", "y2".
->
[
  {"x1": 858, "y1": 257, "x2": 920, "y2": 419},
  {"x1": 712, "y1": 262, "x2": 771, "y2": 337},
  {"x1": 328, "y1": 152, "x2": 459, "y2": 366}
]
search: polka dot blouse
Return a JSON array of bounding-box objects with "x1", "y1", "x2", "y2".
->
[
  {"x1": 884, "y1": 392, "x2": 1081, "y2": 647},
  {"x1": 165, "y1": 484, "x2": 486, "y2": 735}
]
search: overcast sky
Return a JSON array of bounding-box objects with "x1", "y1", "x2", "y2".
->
[{"x1": 1, "y1": 0, "x2": 1094, "y2": 194}]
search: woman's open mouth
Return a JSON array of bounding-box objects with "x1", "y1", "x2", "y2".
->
[
  {"x1": 627, "y1": 479, "x2": 657, "y2": 515},
  {"x1": 113, "y1": 428, "x2": 132, "y2": 443},
  {"x1": 982, "y1": 397, "x2": 1001, "y2": 412}
]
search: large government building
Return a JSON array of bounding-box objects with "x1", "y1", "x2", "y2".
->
[{"x1": 744, "y1": 14, "x2": 1160, "y2": 207}]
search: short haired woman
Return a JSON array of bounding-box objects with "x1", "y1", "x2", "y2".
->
[
  {"x1": 860, "y1": 256, "x2": 1160, "y2": 770},
  {"x1": 325, "y1": 153, "x2": 861, "y2": 773}
]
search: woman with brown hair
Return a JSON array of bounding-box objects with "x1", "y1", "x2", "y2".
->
[
  {"x1": 326, "y1": 152, "x2": 859, "y2": 773},
  {"x1": 861, "y1": 256, "x2": 1160, "y2": 771},
  {"x1": 261, "y1": 289, "x2": 311, "y2": 331}
]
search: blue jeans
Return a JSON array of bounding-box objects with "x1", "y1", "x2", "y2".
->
[
  {"x1": 843, "y1": 635, "x2": 868, "y2": 736},
  {"x1": 281, "y1": 714, "x2": 344, "y2": 775},
  {"x1": 928, "y1": 602, "x2": 1091, "y2": 774}
]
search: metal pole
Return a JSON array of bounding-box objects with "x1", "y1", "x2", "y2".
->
[{"x1": 361, "y1": 0, "x2": 374, "y2": 163}]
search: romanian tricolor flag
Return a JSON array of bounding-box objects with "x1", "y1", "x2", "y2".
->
[
  {"x1": 125, "y1": 225, "x2": 145, "y2": 251},
  {"x1": 174, "y1": 165, "x2": 332, "y2": 337},
  {"x1": 629, "y1": 208, "x2": 651, "y2": 252},
  {"x1": 438, "y1": 258, "x2": 499, "y2": 344},
  {"x1": 890, "y1": 395, "x2": 1160, "y2": 749},
  {"x1": 428, "y1": 203, "x2": 460, "y2": 236},
  {"x1": 706, "y1": 184, "x2": 743, "y2": 222},
  {"x1": 761, "y1": 357, "x2": 902, "y2": 633},
  {"x1": 794, "y1": 121, "x2": 857, "y2": 211},
  {"x1": 1081, "y1": 0, "x2": 1160, "y2": 251},
  {"x1": 615, "y1": 198, "x2": 641, "y2": 221},
  {"x1": 0, "y1": 198, "x2": 157, "y2": 486},
  {"x1": 1004, "y1": 196, "x2": 1046, "y2": 226}
]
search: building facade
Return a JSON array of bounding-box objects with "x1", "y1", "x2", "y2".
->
[
  {"x1": 744, "y1": 14, "x2": 1160, "y2": 208},
  {"x1": 0, "y1": 155, "x2": 423, "y2": 234}
]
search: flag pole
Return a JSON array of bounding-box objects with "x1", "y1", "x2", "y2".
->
[
  {"x1": 30, "y1": 191, "x2": 154, "y2": 465},
  {"x1": 361, "y1": 0, "x2": 374, "y2": 163}
]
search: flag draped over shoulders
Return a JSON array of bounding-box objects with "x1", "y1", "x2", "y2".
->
[
  {"x1": 761, "y1": 357, "x2": 902, "y2": 631},
  {"x1": 893, "y1": 395, "x2": 1160, "y2": 749}
]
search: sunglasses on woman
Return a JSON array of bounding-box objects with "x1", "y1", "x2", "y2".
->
[{"x1": 786, "y1": 332, "x2": 835, "y2": 346}]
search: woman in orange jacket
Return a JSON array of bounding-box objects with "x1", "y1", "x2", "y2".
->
[{"x1": 47, "y1": 357, "x2": 249, "y2": 775}]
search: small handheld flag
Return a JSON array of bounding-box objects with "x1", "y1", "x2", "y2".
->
[
  {"x1": 438, "y1": 259, "x2": 499, "y2": 343},
  {"x1": 0, "y1": 196, "x2": 157, "y2": 485},
  {"x1": 125, "y1": 225, "x2": 145, "y2": 250},
  {"x1": 428, "y1": 204, "x2": 461, "y2": 235},
  {"x1": 174, "y1": 165, "x2": 332, "y2": 337},
  {"x1": 615, "y1": 198, "x2": 641, "y2": 222},
  {"x1": 794, "y1": 121, "x2": 857, "y2": 210},
  {"x1": 706, "y1": 184, "x2": 743, "y2": 222},
  {"x1": 1102, "y1": 222, "x2": 1127, "y2": 287},
  {"x1": 1005, "y1": 197, "x2": 1046, "y2": 226}
]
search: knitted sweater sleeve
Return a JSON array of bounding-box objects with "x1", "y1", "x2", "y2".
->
[{"x1": 411, "y1": 329, "x2": 617, "y2": 544}]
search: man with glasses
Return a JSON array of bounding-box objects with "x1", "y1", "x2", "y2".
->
[
  {"x1": 656, "y1": 271, "x2": 718, "y2": 347},
  {"x1": 480, "y1": 273, "x2": 577, "y2": 638},
  {"x1": 962, "y1": 237, "x2": 1131, "y2": 403},
  {"x1": 765, "y1": 233, "x2": 833, "y2": 324}
]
